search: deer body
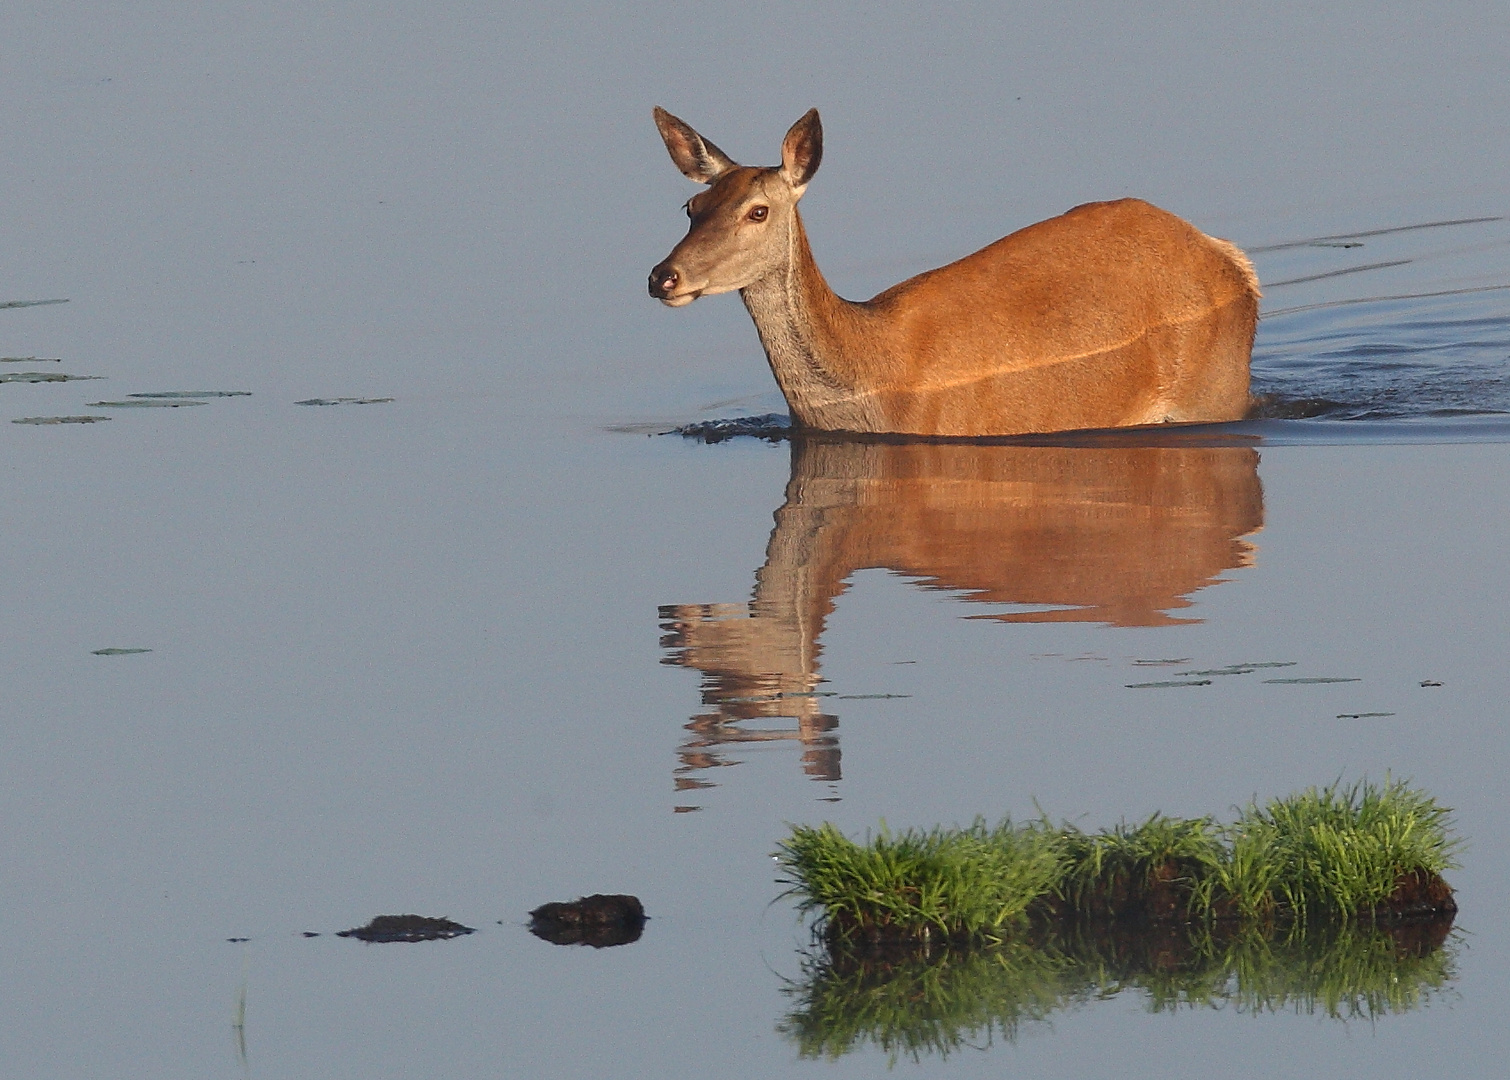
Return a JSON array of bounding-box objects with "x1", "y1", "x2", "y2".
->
[{"x1": 650, "y1": 109, "x2": 1259, "y2": 438}]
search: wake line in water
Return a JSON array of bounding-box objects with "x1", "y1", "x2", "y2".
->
[
  {"x1": 1262, "y1": 282, "x2": 1510, "y2": 319},
  {"x1": 1249, "y1": 216, "x2": 1505, "y2": 254}
]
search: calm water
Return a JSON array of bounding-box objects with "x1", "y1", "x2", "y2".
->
[{"x1": 2, "y1": 3, "x2": 1509, "y2": 1077}]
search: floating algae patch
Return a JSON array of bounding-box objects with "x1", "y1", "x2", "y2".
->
[
  {"x1": 1126, "y1": 679, "x2": 1212, "y2": 688},
  {"x1": 1175, "y1": 662, "x2": 1296, "y2": 677},
  {"x1": 14, "y1": 415, "x2": 110, "y2": 425},
  {"x1": 92, "y1": 647, "x2": 152, "y2": 655},
  {"x1": 89, "y1": 399, "x2": 207, "y2": 408},
  {"x1": 778, "y1": 920, "x2": 1459, "y2": 1062},
  {"x1": 777, "y1": 779, "x2": 1459, "y2": 948},
  {"x1": 0, "y1": 298, "x2": 68, "y2": 309},
  {"x1": 1265, "y1": 676, "x2": 1361, "y2": 684},
  {"x1": 0, "y1": 372, "x2": 102, "y2": 383},
  {"x1": 336, "y1": 915, "x2": 474, "y2": 943},
  {"x1": 529, "y1": 894, "x2": 646, "y2": 948},
  {"x1": 129, "y1": 391, "x2": 251, "y2": 399},
  {"x1": 673, "y1": 413, "x2": 792, "y2": 443},
  {"x1": 295, "y1": 397, "x2": 394, "y2": 406}
]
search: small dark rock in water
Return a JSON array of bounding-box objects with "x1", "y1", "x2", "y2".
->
[
  {"x1": 336, "y1": 915, "x2": 475, "y2": 943},
  {"x1": 529, "y1": 894, "x2": 647, "y2": 948},
  {"x1": 674, "y1": 413, "x2": 791, "y2": 443}
]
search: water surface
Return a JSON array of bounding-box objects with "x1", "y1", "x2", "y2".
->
[{"x1": 2, "y1": 2, "x2": 1509, "y2": 1078}]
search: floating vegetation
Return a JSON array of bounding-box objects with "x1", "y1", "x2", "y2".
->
[
  {"x1": 779, "y1": 919, "x2": 1459, "y2": 1061},
  {"x1": 674, "y1": 413, "x2": 792, "y2": 443},
  {"x1": 1264, "y1": 676, "x2": 1361, "y2": 684},
  {"x1": 88, "y1": 399, "x2": 207, "y2": 408},
  {"x1": 295, "y1": 396, "x2": 394, "y2": 406},
  {"x1": 92, "y1": 647, "x2": 152, "y2": 655},
  {"x1": 0, "y1": 298, "x2": 69, "y2": 309},
  {"x1": 0, "y1": 371, "x2": 102, "y2": 383},
  {"x1": 1126, "y1": 679, "x2": 1211, "y2": 688},
  {"x1": 1175, "y1": 662, "x2": 1296, "y2": 676},
  {"x1": 336, "y1": 915, "x2": 475, "y2": 943},
  {"x1": 529, "y1": 894, "x2": 647, "y2": 948},
  {"x1": 777, "y1": 779, "x2": 1459, "y2": 948},
  {"x1": 0, "y1": 356, "x2": 62, "y2": 363},
  {"x1": 129, "y1": 391, "x2": 251, "y2": 399},
  {"x1": 13, "y1": 415, "x2": 111, "y2": 425}
]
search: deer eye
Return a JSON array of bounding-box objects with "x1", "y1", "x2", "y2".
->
[{"x1": 747, "y1": 205, "x2": 769, "y2": 223}]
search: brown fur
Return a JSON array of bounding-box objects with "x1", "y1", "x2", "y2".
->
[{"x1": 652, "y1": 110, "x2": 1260, "y2": 437}]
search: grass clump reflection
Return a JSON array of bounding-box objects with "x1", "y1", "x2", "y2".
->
[
  {"x1": 779, "y1": 919, "x2": 1459, "y2": 1061},
  {"x1": 777, "y1": 779, "x2": 1459, "y2": 946}
]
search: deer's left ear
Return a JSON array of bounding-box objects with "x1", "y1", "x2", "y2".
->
[{"x1": 779, "y1": 109, "x2": 822, "y2": 196}]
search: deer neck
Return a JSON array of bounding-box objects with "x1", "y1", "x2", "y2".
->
[{"x1": 739, "y1": 210, "x2": 877, "y2": 430}]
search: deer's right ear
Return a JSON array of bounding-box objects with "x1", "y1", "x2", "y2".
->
[{"x1": 653, "y1": 107, "x2": 738, "y2": 185}]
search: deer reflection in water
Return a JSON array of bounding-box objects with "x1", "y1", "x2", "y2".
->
[{"x1": 659, "y1": 438, "x2": 1263, "y2": 808}]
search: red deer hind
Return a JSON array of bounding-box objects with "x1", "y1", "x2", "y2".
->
[{"x1": 649, "y1": 108, "x2": 1259, "y2": 437}]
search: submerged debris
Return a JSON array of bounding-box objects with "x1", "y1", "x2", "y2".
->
[
  {"x1": 88, "y1": 399, "x2": 207, "y2": 408},
  {"x1": 1264, "y1": 676, "x2": 1361, "y2": 684},
  {"x1": 529, "y1": 894, "x2": 647, "y2": 948},
  {"x1": 129, "y1": 391, "x2": 252, "y2": 399},
  {"x1": 673, "y1": 413, "x2": 791, "y2": 443},
  {"x1": 13, "y1": 415, "x2": 111, "y2": 425},
  {"x1": 336, "y1": 915, "x2": 475, "y2": 943},
  {"x1": 1126, "y1": 679, "x2": 1211, "y2": 688},
  {"x1": 0, "y1": 371, "x2": 101, "y2": 383},
  {"x1": 295, "y1": 397, "x2": 395, "y2": 406}
]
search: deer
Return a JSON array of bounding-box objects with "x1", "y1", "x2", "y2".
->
[{"x1": 649, "y1": 108, "x2": 1260, "y2": 438}]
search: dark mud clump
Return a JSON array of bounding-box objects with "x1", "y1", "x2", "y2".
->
[
  {"x1": 674, "y1": 413, "x2": 791, "y2": 443},
  {"x1": 1375, "y1": 869, "x2": 1457, "y2": 922},
  {"x1": 529, "y1": 894, "x2": 647, "y2": 948},
  {"x1": 336, "y1": 914, "x2": 476, "y2": 943}
]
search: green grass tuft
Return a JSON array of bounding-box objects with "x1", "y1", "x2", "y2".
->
[
  {"x1": 776, "y1": 778, "x2": 1459, "y2": 943},
  {"x1": 778, "y1": 818, "x2": 1066, "y2": 944}
]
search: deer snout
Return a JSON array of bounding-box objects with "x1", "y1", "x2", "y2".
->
[
  {"x1": 648, "y1": 263, "x2": 679, "y2": 299},
  {"x1": 649, "y1": 262, "x2": 700, "y2": 306}
]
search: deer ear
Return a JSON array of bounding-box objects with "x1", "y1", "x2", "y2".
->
[
  {"x1": 653, "y1": 107, "x2": 738, "y2": 185},
  {"x1": 779, "y1": 109, "x2": 822, "y2": 194}
]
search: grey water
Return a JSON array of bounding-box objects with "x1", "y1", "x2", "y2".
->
[{"x1": 2, "y1": 2, "x2": 1510, "y2": 1077}]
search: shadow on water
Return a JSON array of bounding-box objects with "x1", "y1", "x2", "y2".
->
[
  {"x1": 780, "y1": 918, "x2": 1458, "y2": 1063},
  {"x1": 659, "y1": 439, "x2": 1262, "y2": 804}
]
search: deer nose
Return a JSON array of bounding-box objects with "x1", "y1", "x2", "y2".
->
[{"x1": 649, "y1": 263, "x2": 679, "y2": 299}]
